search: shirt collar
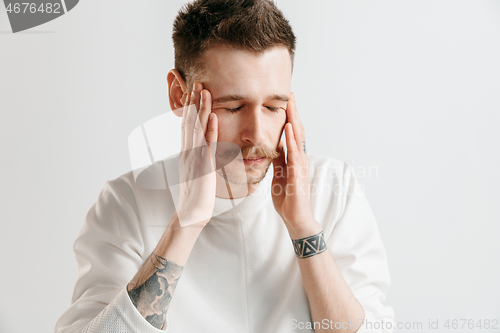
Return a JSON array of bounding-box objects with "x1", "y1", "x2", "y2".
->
[
  {"x1": 152, "y1": 154, "x2": 272, "y2": 218},
  {"x1": 213, "y1": 165, "x2": 273, "y2": 216}
]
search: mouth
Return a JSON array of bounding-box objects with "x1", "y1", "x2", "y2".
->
[{"x1": 237, "y1": 157, "x2": 266, "y2": 165}]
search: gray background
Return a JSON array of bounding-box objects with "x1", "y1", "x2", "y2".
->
[{"x1": 1, "y1": 0, "x2": 499, "y2": 332}]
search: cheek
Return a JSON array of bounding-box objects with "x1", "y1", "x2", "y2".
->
[
  {"x1": 266, "y1": 113, "x2": 286, "y2": 142},
  {"x1": 213, "y1": 111, "x2": 230, "y2": 125},
  {"x1": 275, "y1": 113, "x2": 287, "y2": 131},
  {"x1": 213, "y1": 112, "x2": 236, "y2": 139}
]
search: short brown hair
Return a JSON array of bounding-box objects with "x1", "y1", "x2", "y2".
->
[{"x1": 172, "y1": 0, "x2": 296, "y2": 89}]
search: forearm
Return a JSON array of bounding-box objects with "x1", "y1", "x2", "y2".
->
[
  {"x1": 289, "y1": 222, "x2": 365, "y2": 333},
  {"x1": 126, "y1": 212, "x2": 204, "y2": 329}
]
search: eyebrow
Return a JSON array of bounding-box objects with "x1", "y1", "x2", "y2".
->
[{"x1": 212, "y1": 94, "x2": 289, "y2": 104}]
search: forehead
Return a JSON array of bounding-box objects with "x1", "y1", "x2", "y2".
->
[{"x1": 199, "y1": 45, "x2": 292, "y2": 100}]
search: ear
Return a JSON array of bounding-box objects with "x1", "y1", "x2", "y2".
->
[{"x1": 167, "y1": 69, "x2": 188, "y2": 117}]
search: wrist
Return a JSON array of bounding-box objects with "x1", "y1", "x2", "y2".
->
[
  {"x1": 290, "y1": 228, "x2": 327, "y2": 259},
  {"x1": 158, "y1": 213, "x2": 204, "y2": 266},
  {"x1": 286, "y1": 220, "x2": 323, "y2": 240},
  {"x1": 168, "y1": 211, "x2": 207, "y2": 234}
]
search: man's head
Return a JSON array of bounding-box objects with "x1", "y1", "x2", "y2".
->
[
  {"x1": 171, "y1": 0, "x2": 295, "y2": 90},
  {"x1": 167, "y1": 0, "x2": 296, "y2": 190}
]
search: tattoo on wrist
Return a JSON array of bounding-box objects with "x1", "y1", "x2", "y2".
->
[
  {"x1": 127, "y1": 253, "x2": 184, "y2": 329},
  {"x1": 292, "y1": 230, "x2": 327, "y2": 258}
]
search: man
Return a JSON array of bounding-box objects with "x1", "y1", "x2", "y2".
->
[{"x1": 55, "y1": 0, "x2": 395, "y2": 332}]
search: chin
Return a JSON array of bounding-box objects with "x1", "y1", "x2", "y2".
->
[
  {"x1": 218, "y1": 167, "x2": 266, "y2": 185},
  {"x1": 217, "y1": 158, "x2": 271, "y2": 185}
]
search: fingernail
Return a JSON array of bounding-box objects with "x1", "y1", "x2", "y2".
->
[
  {"x1": 192, "y1": 82, "x2": 197, "y2": 93},
  {"x1": 210, "y1": 113, "x2": 214, "y2": 120}
]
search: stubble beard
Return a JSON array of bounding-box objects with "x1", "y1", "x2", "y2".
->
[{"x1": 216, "y1": 160, "x2": 271, "y2": 185}]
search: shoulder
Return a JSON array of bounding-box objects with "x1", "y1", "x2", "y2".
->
[
  {"x1": 104, "y1": 169, "x2": 139, "y2": 203},
  {"x1": 307, "y1": 153, "x2": 358, "y2": 228},
  {"x1": 308, "y1": 152, "x2": 346, "y2": 170},
  {"x1": 101, "y1": 158, "x2": 176, "y2": 220},
  {"x1": 104, "y1": 156, "x2": 171, "y2": 201},
  {"x1": 307, "y1": 152, "x2": 353, "y2": 186}
]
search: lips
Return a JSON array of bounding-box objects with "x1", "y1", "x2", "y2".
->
[{"x1": 236, "y1": 156, "x2": 266, "y2": 164}]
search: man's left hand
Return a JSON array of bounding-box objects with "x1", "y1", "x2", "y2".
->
[{"x1": 271, "y1": 92, "x2": 323, "y2": 239}]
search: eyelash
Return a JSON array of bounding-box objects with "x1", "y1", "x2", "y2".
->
[{"x1": 225, "y1": 106, "x2": 281, "y2": 113}]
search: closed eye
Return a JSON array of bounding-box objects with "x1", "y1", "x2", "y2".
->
[
  {"x1": 225, "y1": 106, "x2": 282, "y2": 113},
  {"x1": 225, "y1": 106, "x2": 243, "y2": 113},
  {"x1": 266, "y1": 106, "x2": 281, "y2": 112}
]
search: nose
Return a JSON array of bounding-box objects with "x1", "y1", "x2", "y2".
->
[{"x1": 240, "y1": 106, "x2": 267, "y2": 147}]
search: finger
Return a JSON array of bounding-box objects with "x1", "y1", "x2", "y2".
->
[
  {"x1": 205, "y1": 112, "x2": 218, "y2": 144},
  {"x1": 192, "y1": 83, "x2": 207, "y2": 148},
  {"x1": 284, "y1": 122, "x2": 301, "y2": 169},
  {"x1": 195, "y1": 89, "x2": 212, "y2": 147},
  {"x1": 180, "y1": 90, "x2": 192, "y2": 152},
  {"x1": 287, "y1": 92, "x2": 306, "y2": 155},
  {"x1": 205, "y1": 112, "x2": 218, "y2": 170},
  {"x1": 272, "y1": 140, "x2": 287, "y2": 184},
  {"x1": 289, "y1": 92, "x2": 304, "y2": 131},
  {"x1": 184, "y1": 82, "x2": 202, "y2": 150}
]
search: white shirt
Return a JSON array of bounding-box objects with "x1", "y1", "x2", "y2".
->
[{"x1": 55, "y1": 153, "x2": 395, "y2": 333}]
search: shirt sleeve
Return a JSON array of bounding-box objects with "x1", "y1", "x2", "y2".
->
[
  {"x1": 55, "y1": 180, "x2": 171, "y2": 333},
  {"x1": 325, "y1": 162, "x2": 395, "y2": 333}
]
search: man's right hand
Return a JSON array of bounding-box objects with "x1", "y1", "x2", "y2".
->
[
  {"x1": 127, "y1": 84, "x2": 216, "y2": 327},
  {"x1": 174, "y1": 81, "x2": 218, "y2": 229}
]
